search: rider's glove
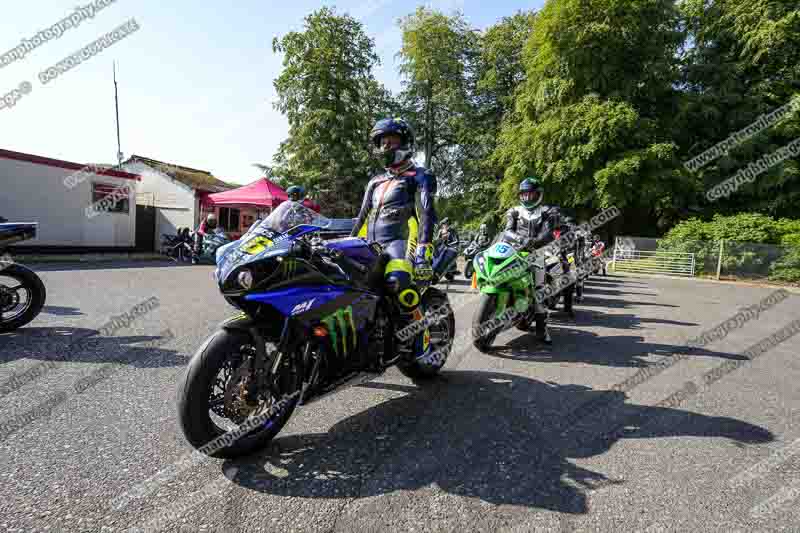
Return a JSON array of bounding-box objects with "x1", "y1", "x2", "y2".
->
[{"x1": 414, "y1": 243, "x2": 434, "y2": 281}]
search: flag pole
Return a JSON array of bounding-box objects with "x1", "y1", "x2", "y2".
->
[{"x1": 114, "y1": 61, "x2": 123, "y2": 169}]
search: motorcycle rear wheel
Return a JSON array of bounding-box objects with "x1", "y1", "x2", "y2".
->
[
  {"x1": 0, "y1": 263, "x2": 46, "y2": 332},
  {"x1": 396, "y1": 287, "x2": 454, "y2": 380}
]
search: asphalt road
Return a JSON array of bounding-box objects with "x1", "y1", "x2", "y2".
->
[{"x1": 1, "y1": 262, "x2": 799, "y2": 532}]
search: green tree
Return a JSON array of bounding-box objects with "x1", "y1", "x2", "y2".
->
[
  {"x1": 460, "y1": 10, "x2": 537, "y2": 220},
  {"x1": 493, "y1": 0, "x2": 687, "y2": 235},
  {"x1": 396, "y1": 7, "x2": 479, "y2": 188},
  {"x1": 678, "y1": 0, "x2": 800, "y2": 220},
  {"x1": 271, "y1": 7, "x2": 395, "y2": 216}
]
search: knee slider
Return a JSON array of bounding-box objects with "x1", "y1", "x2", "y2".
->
[{"x1": 398, "y1": 288, "x2": 420, "y2": 308}]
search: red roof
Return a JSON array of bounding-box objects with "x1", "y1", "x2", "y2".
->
[
  {"x1": 0, "y1": 148, "x2": 140, "y2": 180},
  {"x1": 203, "y1": 178, "x2": 320, "y2": 211}
]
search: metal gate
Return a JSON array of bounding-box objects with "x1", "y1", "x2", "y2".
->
[
  {"x1": 135, "y1": 204, "x2": 156, "y2": 252},
  {"x1": 612, "y1": 239, "x2": 695, "y2": 277}
]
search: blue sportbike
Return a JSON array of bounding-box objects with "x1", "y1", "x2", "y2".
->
[{"x1": 178, "y1": 202, "x2": 455, "y2": 458}]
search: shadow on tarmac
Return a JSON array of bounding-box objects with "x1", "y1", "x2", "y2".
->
[{"x1": 225, "y1": 370, "x2": 772, "y2": 516}]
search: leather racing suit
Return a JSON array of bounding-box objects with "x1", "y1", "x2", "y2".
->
[
  {"x1": 573, "y1": 226, "x2": 589, "y2": 302},
  {"x1": 504, "y1": 204, "x2": 565, "y2": 315},
  {"x1": 475, "y1": 230, "x2": 491, "y2": 249},
  {"x1": 351, "y1": 163, "x2": 437, "y2": 322}
]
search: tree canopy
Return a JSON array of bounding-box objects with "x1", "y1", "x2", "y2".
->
[{"x1": 267, "y1": 1, "x2": 799, "y2": 233}]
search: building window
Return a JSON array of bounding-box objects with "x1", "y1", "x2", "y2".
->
[
  {"x1": 218, "y1": 207, "x2": 240, "y2": 231},
  {"x1": 91, "y1": 182, "x2": 130, "y2": 214}
]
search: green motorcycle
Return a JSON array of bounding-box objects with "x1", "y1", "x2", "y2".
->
[{"x1": 470, "y1": 234, "x2": 546, "y2": 352}]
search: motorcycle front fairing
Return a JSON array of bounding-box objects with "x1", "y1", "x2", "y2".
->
[
  {"x1": 214, "y1": 226, "x2": 291, "y2": 288},
  {"x1": 213, "y1": 202, "x2": 383, "y2": 351},
  {"x1": 214, "y1": 201, "x2": 333, "y2": 287}
]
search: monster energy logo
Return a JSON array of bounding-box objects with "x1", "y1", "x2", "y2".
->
[
  {"x1": 321, "y1": 306, "x2": 357, "y2": 357},
  {"x1": 282, "y1": 258, "x2": 298, "y2": 277}
]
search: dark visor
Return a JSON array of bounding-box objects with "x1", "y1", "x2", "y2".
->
[{"x1": 520, "y1": 191, "x2": 541, "y2": 201}]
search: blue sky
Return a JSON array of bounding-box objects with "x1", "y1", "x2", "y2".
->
[{"x1": 1, "y1": 0, "x2": 542, "y2": 185}]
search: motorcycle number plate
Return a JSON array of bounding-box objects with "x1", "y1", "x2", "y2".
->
[{"x1": 241, "y1": 236, "x2": 274, "y2": 255}]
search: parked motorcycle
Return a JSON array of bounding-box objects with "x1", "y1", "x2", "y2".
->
[
  {"x1": 161, "y1": 228, "x2": 194, "y2": 263},
  {"x1": 178, "y1": 201, "x2": 455, "y2": 458},
  {"x1": 0, "y1": 220, "x2": 46, "y2": 332},
  {"x1": 462, "y1": 239, "x2": 485, "y2": 279},
  {"x1": 470, "y1": 231, "x2": 544, "y2": 352},
  {"x1": 432, "y1": 231, "x2": 460, "y2": 283},
  {"x1": 193, "y1": 227, "x2": 231, "y2": 265}
]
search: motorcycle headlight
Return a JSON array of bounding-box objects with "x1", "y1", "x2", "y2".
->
[
  {"x1": 497, "y1": 259, "x2": 522, "y2": 277},
  {"x1": 237, "y1": 268, "x2": 253, "y2": 290}
]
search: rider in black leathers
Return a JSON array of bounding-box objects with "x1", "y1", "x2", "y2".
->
[
  {"x1": 436, "y1": 218, "x2": 458, "y2": 246},
  {"x1": 475, "y1": 224, "x2": 491, "y2": 248},
  {"x1": 351, "y1": 118, "x2": 438, "y2": 360},
  {"x1": 553, "y1": 215, "x2": 577, "y2": 317},
  {"x1": 434, "y1": 218, "x2": 460, "y2": 280},
  {"x1": 572, "y1": 219, "x2": 590, "y2": 303},
  {"x1": 287, "y1": 185, "x2": 305, "y2": 202},
  {"x1": 503, "y1": 177, "x2": 569, "y2": 343}
]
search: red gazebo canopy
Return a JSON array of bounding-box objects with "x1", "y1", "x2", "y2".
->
[{"x1": 202, "y1": 177, "x2": 320, "y2": 211}]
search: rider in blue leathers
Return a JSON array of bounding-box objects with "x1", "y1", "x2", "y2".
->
[{"x1": 351, "y1": 118, "x2": 437, "y2": 359}]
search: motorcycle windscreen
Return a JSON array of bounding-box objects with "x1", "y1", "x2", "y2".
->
[{"x1": 215, "y1": 201, "x2": 333, "y2": 285}]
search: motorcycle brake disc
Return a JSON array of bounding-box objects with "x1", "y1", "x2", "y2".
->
[{"x1": 223, "y1": 361, "x2": 260, "y2": 419}]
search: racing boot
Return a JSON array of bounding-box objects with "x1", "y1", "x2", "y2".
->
[
  {"x1": 534, "y1": 312, "x2": 552, "y2": 345},
  {"x1": 563, "y1": 286, "x2": 576, "y2": 319}
]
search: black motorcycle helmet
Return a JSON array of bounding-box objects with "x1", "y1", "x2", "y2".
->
[
  {"x1": 205, "y1": 213, "x2": 218, "y2": 230},
  {"x1": 286, "y1": 185, "x2": 305, "y2": 202},
  {"x1": 519, "y1": 177, "x2": 543, "y2": 209},
  {"x1": 370, "y1": 118, "x2": 415, "y2": 168}
]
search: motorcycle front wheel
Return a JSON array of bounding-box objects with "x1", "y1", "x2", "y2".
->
[
  {"x1": 472, "y1": 293, "x2": 502, "y2": 353},
  {"x1": 177, "y1": 329, "x2": 301, "y2": 458},
  {"x1": 464, "y1": 262, "x2": 474, "y2": 279}
]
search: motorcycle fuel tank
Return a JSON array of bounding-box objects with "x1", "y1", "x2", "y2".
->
[{"x1": 324, "y1": 237, "x2": 378, "y2": 267}]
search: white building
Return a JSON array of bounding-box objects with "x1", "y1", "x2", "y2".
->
[
  {"x1": 121, "y1": 155, "x2": 235, "y2": 240},
  {"x1": 0, "y1": 148, "x2": 140, "y2": 249}
]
